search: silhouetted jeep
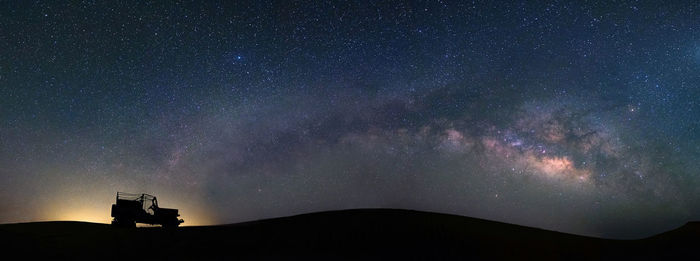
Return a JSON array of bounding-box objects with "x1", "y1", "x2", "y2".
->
[{"x1": 111, "y1": 192, "x2": 184, "y2": 228}]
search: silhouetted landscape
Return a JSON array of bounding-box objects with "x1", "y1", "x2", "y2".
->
[
  {"x1": 1, "y1": 209, "x2": 697, "y2": 260},
  {"x1": 4, "y1": 2, "x2": 700, "y2": 260}
]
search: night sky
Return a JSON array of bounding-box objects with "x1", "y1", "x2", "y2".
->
[{"x1": 2, "y1": 1, "x2": 700, "y2": 239}]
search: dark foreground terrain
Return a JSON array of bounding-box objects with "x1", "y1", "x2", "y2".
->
[{"x1": 0, "y1": 209, "x2": 698, "y2": 260}]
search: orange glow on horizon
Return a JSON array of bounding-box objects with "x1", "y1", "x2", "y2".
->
[
  {"x1": 43, "y1": 204, "x2": 218, "y2": 226},
  {"x1": 50, "y1": 207, "x2": 112, "y2": 224},
  {"x1": 38, "y1": 192, "x2": 219, "y2": 226}
]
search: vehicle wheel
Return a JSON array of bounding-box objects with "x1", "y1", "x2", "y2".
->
[
  {"x1": 162, "y1": 221, "x2": 179, "y2": 229},
  {"x1": 112, "y1": 218, "x2": 135, "y2": 228}
]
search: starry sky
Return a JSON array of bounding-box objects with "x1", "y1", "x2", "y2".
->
[{"x1": 1, "y1": 1, "x2": 700, "y2": 238}]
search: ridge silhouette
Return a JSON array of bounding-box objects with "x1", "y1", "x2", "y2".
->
[{"x1": 0, "y1": 209, "x2": 697, "y2": 260}]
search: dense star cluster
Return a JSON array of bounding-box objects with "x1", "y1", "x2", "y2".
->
[{"x1": 1, "y1": 1, "x2": 699, "y2": 238}]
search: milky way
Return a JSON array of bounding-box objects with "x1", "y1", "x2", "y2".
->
[{"x1": 1, "y1": 1, "x2": 700, "y2": 238}]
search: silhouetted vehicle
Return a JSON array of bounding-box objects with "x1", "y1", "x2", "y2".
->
[{"x1": 111, "y1": 192, "x2": 184, "y2": 228}]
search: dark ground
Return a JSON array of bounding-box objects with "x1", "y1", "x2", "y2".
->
[{"x1": 0, "y1": 209, "x2": 698, "y2": 260}]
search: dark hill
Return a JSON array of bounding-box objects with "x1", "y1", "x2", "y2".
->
[{"x1": 0, "y1": 209, "x2": 697, "y2": 260}]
